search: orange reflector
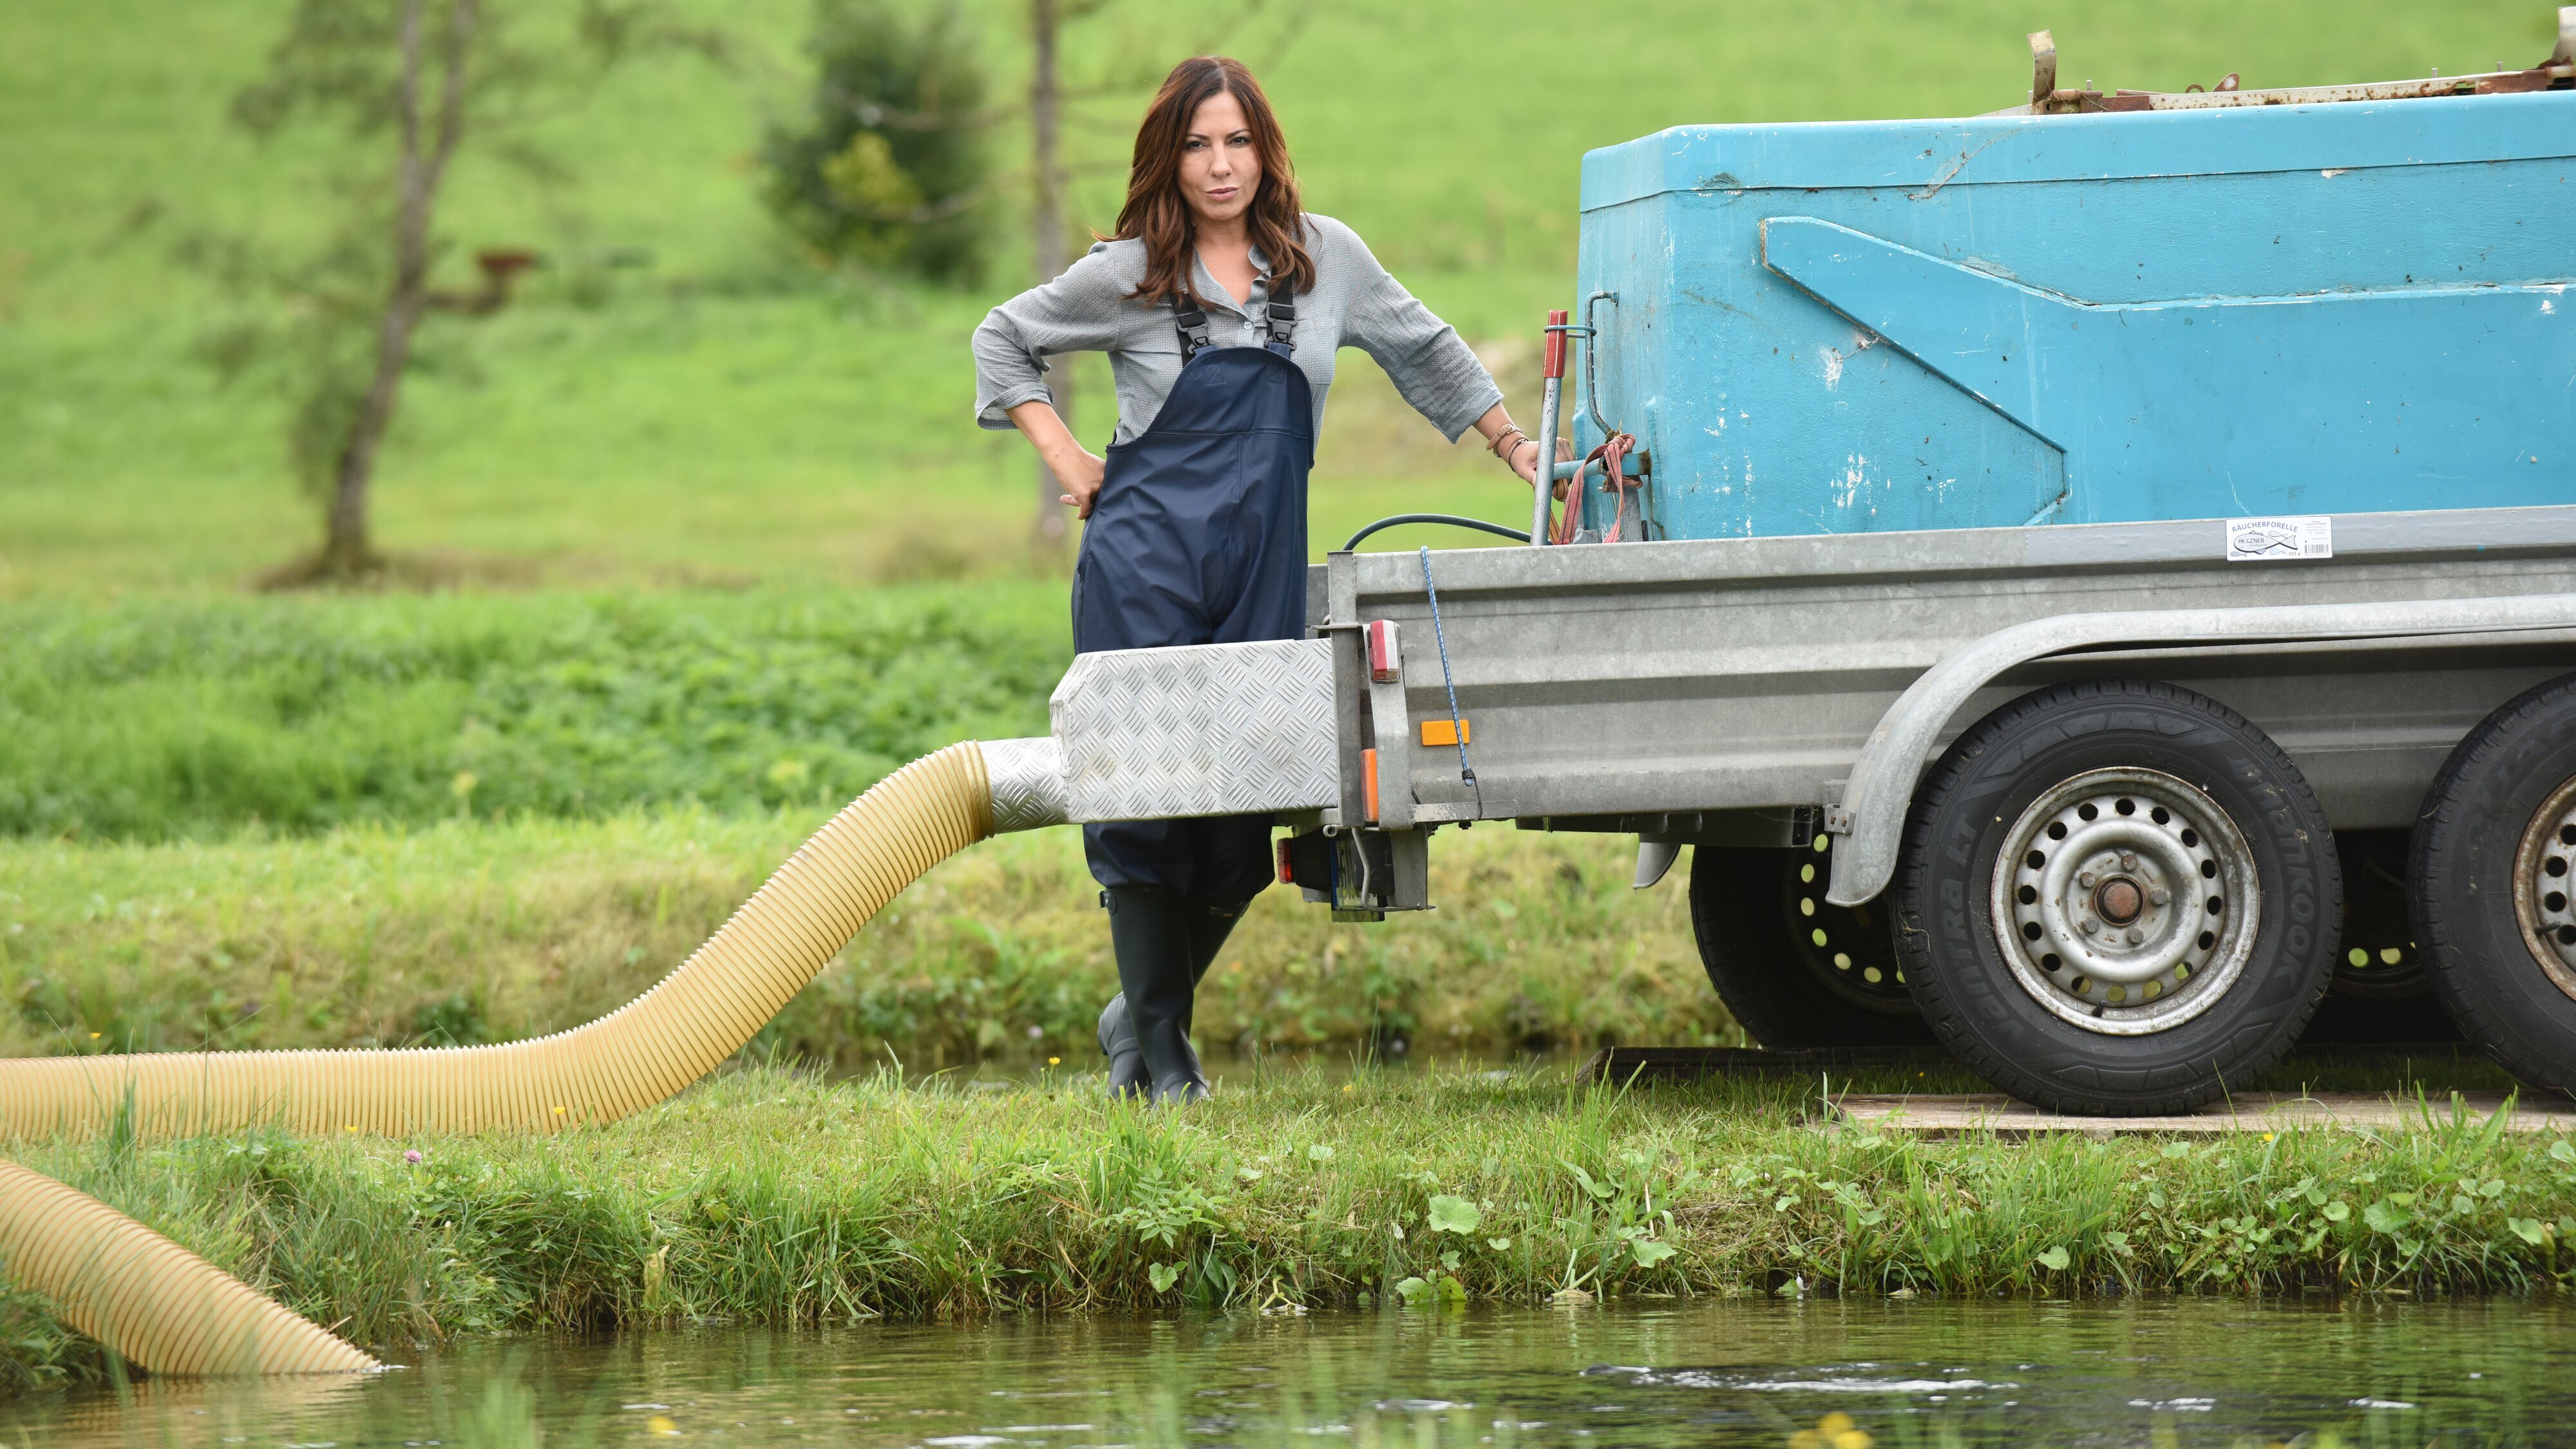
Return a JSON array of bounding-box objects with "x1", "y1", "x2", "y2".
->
[
  {"x1": 1419, "y1": 718, "x2": 1470, "y2": 748},
  {"x1": 1363, "y1": 748, "x2": 1380, "y2": 822}
]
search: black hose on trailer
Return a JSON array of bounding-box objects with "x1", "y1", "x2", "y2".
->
[{"x1": 1341, "y1": 513, "x2": 1531, "y2": 553}]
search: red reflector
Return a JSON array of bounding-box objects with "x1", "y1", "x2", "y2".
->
[
  {"x1": 1276, "y1": 837, "x2": 1296, "y2": 884},
  {"x1": 1366, "y1": 619, "x2": 1401, "y2": 683}
]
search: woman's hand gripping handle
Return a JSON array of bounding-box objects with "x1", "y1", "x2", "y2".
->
[{"x1": 1473, "y1": 404, "x2": 1573, "y2": 497}]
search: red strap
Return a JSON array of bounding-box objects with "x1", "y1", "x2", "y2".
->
[{"x1": 1555, "y1": 432, "x2": 1635, "y2": 544}]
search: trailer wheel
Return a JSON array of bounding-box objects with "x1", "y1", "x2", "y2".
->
[
  {"x1": 1688, "y1": 842, "x2": 1933, "y2": 1048},
  {"x1": 2298, "y1": 829, "x2": 2461, "y2": 1045},
  {"x1": 2408, "y1": 672, "x2": 2576, "y2": 1096},
  {"x1": 1891, "y1": 679, "x2": 2339, "y2": 1114}
]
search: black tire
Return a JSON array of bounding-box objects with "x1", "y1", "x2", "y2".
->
[
  {"x1": 2408, "y1": 672, "x2": 2576, "y2": 1097},
  {"x1": 1891, "y1": 679, "x2": 2340, "y2": 1114},
  {"x1": 1688, "y1": 842, "x2": 1934, "y2": 1048},
  {"x1": 2298, "y1": 829, "x2": 2463, "y2": 1046}
]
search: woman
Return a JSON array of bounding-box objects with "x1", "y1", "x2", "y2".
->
[{"x1": 972, "y1": 55, "x2": 1558, "y2": 1103}]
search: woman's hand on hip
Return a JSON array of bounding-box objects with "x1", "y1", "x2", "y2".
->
[
  {"x1": 1054, "y1": 448, "x2": 1108, "y2": 518},
  {"x1": 1006, "y1": 398, "x2": 1108, "y2": 519}
]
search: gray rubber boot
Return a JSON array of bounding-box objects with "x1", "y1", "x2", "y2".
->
[
  {"x1": 1097, "y1": 994, "x2": 1148, "y2": 1097},
  {"x1": 1095, "y1": 897, "x2": 1247, "y2": 1098},
  {"x1": 1103, "y1": 887, "x2": 1208, "y2": 1104}
]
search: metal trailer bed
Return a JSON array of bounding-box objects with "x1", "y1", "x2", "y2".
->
[
  {"x1": 1032, "y1": 507, "x2": 2576, "y2": 1114},
  {"x1": 1314, "y1": 507, "x2": 2576, "y2": 902}
]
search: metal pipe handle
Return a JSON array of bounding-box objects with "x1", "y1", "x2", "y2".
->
[{"x1": 1530, "y1": 309, "x2": 1569, "y2": 546}]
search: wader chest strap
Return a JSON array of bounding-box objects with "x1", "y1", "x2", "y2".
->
[
  {"x1": 1264, "y1": 280, "x2": 1297, "y2": 354},
  {"x1": 1173, "y1": 296, "x2": 1215, "y2": 362},
  {"x1": 1171, "y1": 279, "x2": 1297, "y2": 362}
]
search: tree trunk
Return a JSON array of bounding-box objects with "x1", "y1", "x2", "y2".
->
[
  {"x1": 321, "y1": 0, "x2": 477, "y2": 576},
  {"x1": 1028, "y1": 0, "x2": 1071, "y2": 549}
]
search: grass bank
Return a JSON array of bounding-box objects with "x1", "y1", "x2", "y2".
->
[
  {"x1": 1, "y1": 819, "x2": 1728, "y2": 1066},
  {"x1": 5, "y1": 1062, "x2": 2573, "y2": 1388}
]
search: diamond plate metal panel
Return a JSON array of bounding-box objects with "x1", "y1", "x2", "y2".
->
[
  {"x1": 978, "y1": 737, "x2": 1068, "y2": 834},
  {"x1": 1052, "y1": 640, "x2": 1338, "y2": 822}
]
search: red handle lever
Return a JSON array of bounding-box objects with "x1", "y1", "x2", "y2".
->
[{"x1": 1541, "y1": 309, "x2": 1569, "y2": 380}]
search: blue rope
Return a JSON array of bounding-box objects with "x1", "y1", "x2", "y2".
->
[{"x1": 1418, "y1": 546, "x2": 1479, "y2": 804}]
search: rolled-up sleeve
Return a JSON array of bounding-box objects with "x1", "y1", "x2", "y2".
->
[
  {"x1": 1331, "y1": 224, "x2": 1503, "y2": 442},
  {"x1": 972, "y1": 247, "x2": 1126, "y2": 430}
]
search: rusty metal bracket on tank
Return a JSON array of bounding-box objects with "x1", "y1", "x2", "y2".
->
[
  {"x1": 2020, "y1": 9, "x2": 2575, "y2": 116},
  {"x1": 1582, "y1": 290, "x2": 1622, "y2": 439}
]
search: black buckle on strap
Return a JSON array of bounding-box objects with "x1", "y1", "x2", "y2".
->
[
  {"x1": 1172, "y1": 294, "x2": 1215, "y2": 362},
  {"x1": 1265, "y1": 280, "x2": 1297, "y2": 349},
  {"x1": 1171, "y1": 278, "x2": 1296, "y2": 361}
]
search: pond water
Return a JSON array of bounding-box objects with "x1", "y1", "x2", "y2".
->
[{"x1": 10, "y1": 1296, "x2": 2570, "y2": 1448}]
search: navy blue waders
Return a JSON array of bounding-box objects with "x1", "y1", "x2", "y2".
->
[{"x1": 1077, "y1": 285, "x2": 1310, "y2": 1101}]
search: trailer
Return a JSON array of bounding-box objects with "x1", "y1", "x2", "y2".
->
[{"x1": 1016, "y1": 16, "x2": 2576, "y2": 1114}]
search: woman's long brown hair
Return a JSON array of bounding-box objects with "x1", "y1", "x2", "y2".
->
[{"x1": 1112, "y1": 57, "x2": 1316, "y2": 304}]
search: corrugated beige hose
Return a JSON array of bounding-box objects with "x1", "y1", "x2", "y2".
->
[
  {"x1": 0, "y1": 741, "x2": 1010, "y2": 1374},
  {"x1": 0, "y1": 743, "x2": 992, "y2": 1139},
  {"x1": 0, "y1": 1160, "x2": 381, "y2": 1375}
]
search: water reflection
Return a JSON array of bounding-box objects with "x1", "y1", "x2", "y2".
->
[{"x1": 6, "y1": 1296, "x2": 2568, "y2": 1447}]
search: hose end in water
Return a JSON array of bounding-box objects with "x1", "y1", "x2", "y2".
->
[{"x1": 0, "y1": 1160, "x2": 379, "y2": 1376}]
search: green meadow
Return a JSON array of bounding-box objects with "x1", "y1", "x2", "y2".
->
[{"x1": 1, "y1": 0, "x2": 2552, "y2": 591}]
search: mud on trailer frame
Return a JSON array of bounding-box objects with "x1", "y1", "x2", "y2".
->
[{"x1": 1014, "y1": 17, "x2": 2576, "y2": 1115}]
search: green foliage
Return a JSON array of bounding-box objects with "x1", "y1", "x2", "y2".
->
[
  {"x1": 761, "y1": 0, "x2": 987, "y2": 281},
  {"x1": 0, "y1": 818, "x2": 1735, "y2": 1061},
  {"x1": 0, "y1": 1274, "x2": 106, "y2": 1395},
  {"x1": 198, "y1": 0, "x2": 533, "y2": 507},
  {"x1": 5, "y1": 1064, "x2": 2574, "y2": 1370},
  {"x1": 1425, "y1": 1194, "x2": 1480, "y2": 1234},
  {"x1": 188, "y1": 0, "x2": 724, "y2": 562},
  {"x1": 0, "y1": 586, "x2": 1066, "y2": 840}
]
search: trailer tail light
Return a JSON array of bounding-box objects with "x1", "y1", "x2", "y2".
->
[
  {"x1": 1278, "y1": 831, "x2": 1334, "y2": 900},
  {"x1": 1366, "y1": 619, "x2": 1401, "y2": 683}
]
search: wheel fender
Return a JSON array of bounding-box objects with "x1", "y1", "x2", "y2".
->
[{"x1": 1826, "y1": 592, "x2": 2576, "y2": 908}]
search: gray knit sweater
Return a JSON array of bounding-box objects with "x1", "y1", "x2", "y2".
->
[{"x1": 971, "y1": 214, "x2": 1501, "y2": 448}]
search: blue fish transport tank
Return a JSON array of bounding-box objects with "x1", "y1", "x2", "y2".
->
[{"x1": 1566, "y1": 26, "x2": 2576, "y2": 540}]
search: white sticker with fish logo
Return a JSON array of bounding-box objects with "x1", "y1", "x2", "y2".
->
[{"x1": 2225, "y1": 515, "x2": 2333, "y2": 562}]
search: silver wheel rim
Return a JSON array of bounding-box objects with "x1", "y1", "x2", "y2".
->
[
  {"x1": 1988, "y1": 767, "x2": 2261, "y2": 1036},
  {"x1": 2509, "y1": 775, "x2": 2576, "y2": 1004}
]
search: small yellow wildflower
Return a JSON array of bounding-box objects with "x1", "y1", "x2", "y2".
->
[{"x1": 1789, "y1": 1411, "x2": 1870, "y2": 1449}]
